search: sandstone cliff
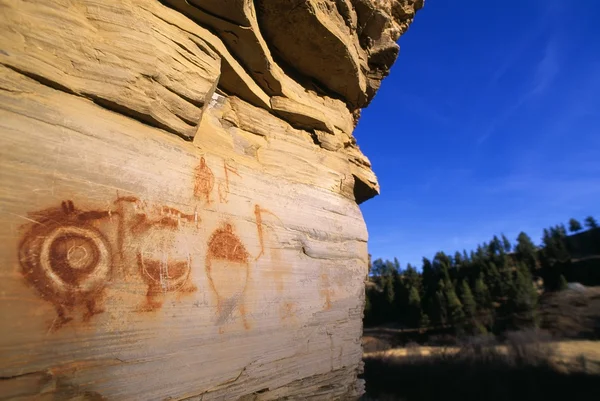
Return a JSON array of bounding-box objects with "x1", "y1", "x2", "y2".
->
[{"x1": 0, "y1": 1, "x2": 422, "y2": 399}]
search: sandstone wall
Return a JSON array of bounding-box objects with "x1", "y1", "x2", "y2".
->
[{"x1": 0, "y1": 1, "x2": 421, "y2": 399}]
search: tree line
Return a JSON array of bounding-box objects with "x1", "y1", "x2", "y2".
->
[{"x1": 364, "y1": 215, "x2": 600, "y2": 334}]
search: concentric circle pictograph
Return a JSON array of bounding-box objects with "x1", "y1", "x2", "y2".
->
[{"x1": 39, "y1": 225, "x2": 111, "y2": 294}]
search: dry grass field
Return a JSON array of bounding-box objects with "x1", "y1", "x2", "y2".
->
[
  {"x1": 362, "y1": 334, "x2": 600, "y2": 401},
  {"x1": 361, "y1": 286, "x2": 600, "y2": 400},
  {"x1": 364, "y1": 339, "x2": 600, "y2": 373}
]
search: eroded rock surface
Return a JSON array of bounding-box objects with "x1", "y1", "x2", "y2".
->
[{"x1": 0, "y1": 0, "x2": 421, "y2": 399}]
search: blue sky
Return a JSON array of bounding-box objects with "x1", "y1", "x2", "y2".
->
[{"x1": 355, "y1": 0, "x2": 600, "y2": 268}]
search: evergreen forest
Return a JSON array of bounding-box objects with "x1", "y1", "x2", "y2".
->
[{"x1": 364, "y1": 216, "x2": 600, "y2": 334}]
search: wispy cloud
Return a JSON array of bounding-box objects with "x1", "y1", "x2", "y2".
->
[
  {"x1": 488, "y1": 0, "x2": 563, "y2": 87},
  {"x1": 482, "y1": 173, "x2": 600, "y2": 210},
  {"x1": 396, "y1": 92, "x2": 453, "y2": 127},
  {"x1": 476, "y1": 95, "x2": 528, "y2": 145},
  {"x1": 476, "y1": 0, "x2": 566, "y2": 145},
  {"x1": 530, "y1": 41, "x2": 560, "y2": 95},
  {"x1": 477, "y1": 39, "x2": 561, "y2": 144},
  {"x1": 489, "y1": 30, "x2": 544, "y2": 87}
]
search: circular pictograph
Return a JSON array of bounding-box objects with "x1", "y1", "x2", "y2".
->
[
  {"x1": 39, "y1": 225, "x2": 111, "y2": 294},
  {"x1": 137, "y1": 227, "x2": 193, "y2": 292}
]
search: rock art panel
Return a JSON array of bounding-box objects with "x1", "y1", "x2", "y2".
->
[
  {"x1": 15, "y1": 185, "x2": 289, "y2": 333},
  {"x1": 280, "y1": 301, "x2": 299, "y2": 326},
  {"x1": 134, "y1": 207, "x2": 198, "y2": 311},
  {"x1": 253, "y1": 204, "x2": 288, "y2": 293},
  {"x1": 17, "y1": 195, "x2": 204, "y2": 330},
  {"x1": 254, "y1": 204, "x2": 270, "y2": 261},
  {"x1": 218, "y1": 161, "x2": 241, "y2": 203},
  {"x1": 194, "y1": 157, "x2": 215, "y2": 203},
  {"x1": 205, "y1": 223, "x2": 251, "y2": 330},
  {"x1": 320, "y1": 270, "x2": 333, "y2": 311},
  {"x1": 18, "y1": 200, "x2": 113, "y2": 330}
]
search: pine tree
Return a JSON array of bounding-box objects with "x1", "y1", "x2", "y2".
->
[
  {"x1": 540, "y1": 226, "x2": 572, "y2": 291},
  {"x1": 408, "y1": 286, "x2": 421, "y2": 308},
  {"x1": 510, "y1": 265, "x2": 538, "y2": 328},
  {"x1": 399, "y1": 264, "x2": 422, "y2": 328},
  {"x1": 515, "y1": 232, "x2": 538, "y2": 271},
  {"x1": 485, "y1": 261, "x2": 502, "y2": 298},
  {"x1": 473, "y1": 274, "x2": 494, "y2": 330},
  {"x1": 501, "y1": 234, "x2": 512, "y2": 253},
  {"x1": 569, "y1": 218, "x2": 583, "y2": 233},
  {"x1": 371, "y1": 258, "x2": 385, "y2": 277},
  {"x1": 433, "y1": 252, "x2": 452, "y2": 282},
  {"x1": 488, "y1": 237, "x2": 498, "y2": 255},
  {"x1": 445, "y1": 283, "x2": 465, "y2": 326},
  {"x1": 476, "y1": 244, "x2": 486, "y2": 260},
  {"x1": 407, "y1": 286, "x2": 423, "y2": 327},
  {"x1": 435, "y1": 290, "x2": 448, "y2": 326},
  {"x1": 421, "y1": 257, "x2": 435, "y2": 292},
  {"x1": 454, "y1": 251, "x2": 463, "y2": 269},
  {"x1": 557, "y1": 224, "x2": 568, "y2": 237},
  {"x1": 404, "y1": 264, "x2": 421, "y2": 290},
  {"x1": 421, "y1": 257, "x2": 437, "y2": 322},
  {"x1": 384, "y1": 274, "x2": 395, "y2": 306},
  {"x1": 459, "y1": 281, "x2": 476, "y2": 318},
  {"x1": 432, "y1": 279, "x2": 448, "y2": 326},
  {"x1": 386, "y1": 259, "x2": 397, "y2": 274},
  {"x1": 499, "y1": 261, "x2": 515, "y2": 300},
  {"x1": 473, "y1": 274, "x2": 492, "y2": 309},
  {"x1": 392, "y1": 270, "x2": 407, "y2": 324},
  {"x1": 585, "y1": 216, "x2": 598, "y2": 229}
]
